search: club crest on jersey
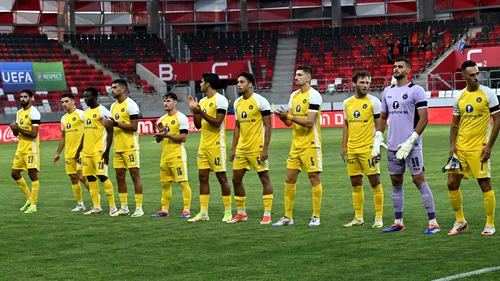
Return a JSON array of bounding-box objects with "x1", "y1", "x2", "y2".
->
[
  {"x1": 302, "y1": 99, "x2": 307, "y2": 104},
  {"x1": 121, "y1": 108, "x2": 125, "y2": 112},
  {"x1": 466, "y1": 104, "x2": 474, "y2": 113},
  {"x1": 115, "y1": 113, "x2": 120, "y2": 120},
  {"x1": 93, "y1": 114, "x2": 97, "y2": 118},
  {"x1": 25, "y1": 115, "x2": 28, "y2": 118},
  {"x1": 354, "y1": 110, "x2": 361, "y2": 118},
  {"x1": 72, "y1": 117, "x2": 76, "y2": 121},
  {"x1": 20, "y1": 119, "x2": 24, "y2": 125},
  {"x1": 402, "y1": 93, "x2": 408, "y2": 100},
  {"x1": 296, "y1": 105, "x2": 301, "y2": 112},
  {"x1": 209, "y1": 103, "x2": 213, "y2": 107},
  {"x1": 242, "y1": 111, "x2": 248, "y2": 119},
  {"x1": 249, "y1": 105, "x2": 253, "y2": 110},
  {"x1": 86, "y1": 119, "x2": 91, "y2": 125},
  {"x1": 363, "y1": 104, "x2": 367, "y2": 109},
  {"x1": 393, "y1": 101, "x2": 400, "y2": 109},
  {"x1": 171, "y1": 120, "x2": 175, "y2": 124},
  {"x1": 66, "y1": 123, "x2": 71, "y2": 129},
  {"x1": 476, "y1": 97, "x2": 482, "y2": 103}
]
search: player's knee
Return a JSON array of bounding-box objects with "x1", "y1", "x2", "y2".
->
[
  {"x1": 478, "y1": 178, "x2": 492, "y2": 192},
  {"x1": 368, "y1": 176, "x2": 381, "y2": 188},
  {"x1": 98, "y1": 175, "x2": 108, "y2": 182},
  {"x1": 69, "y1": 174, "x2": 79, "y2": 184},
  {"x1": 216, "y1": 172, "x2": 228, "y2": 183},
  {"x1": 11, "y1": 170, "x2": 21, "y2": 180},
  {"x1": 390, "y1": 175, "x2": 403, "y2": 185},
  {"x1": 130, "y1": 170, "x2": 141, "y2": 183},
  {"x1": 199, "y1": 172, "x2": 209, "y2": 183},
  {"x1": 351, "y1": 178, "x2": 362, "y2": 187},
  {"x1": 28, "y1": 170, "x2": 38, "y2": 181},
  {"x1": 412, "y1": 175, "x2": 425, "y2": 186},
  {"x1": 232, "y1": 175, "x2": 242, "y2": 186},
  {"x1": 308, "y1": 172, "x2": 320, "y2": 185},
  {"x1": 258, "y1": 173, "x2": 270, "y2": 185},
  {"x1": 87, "y1": 175, "x2": 97, "y2": 182},
  {"x1": 115, "y1": 169, "x2": 126, "y2": 179}
]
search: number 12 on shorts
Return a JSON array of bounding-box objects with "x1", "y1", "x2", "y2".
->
[{"x1": 214, "y1": 157, "x2": 221, "y2": 166}]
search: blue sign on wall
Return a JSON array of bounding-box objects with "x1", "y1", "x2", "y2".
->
[{"x1": 0, "y1": 62, "x2": 35, "y2": 93}]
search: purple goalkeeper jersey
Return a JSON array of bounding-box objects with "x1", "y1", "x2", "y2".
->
[{"x1": 381, "y1": 82, "x2": 428, "y2": 151}]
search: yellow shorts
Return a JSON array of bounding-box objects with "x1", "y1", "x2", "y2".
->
[
  {"x1": 160, "y1": 160, "x2": 188, "y2": 182},
  {"x1": 346, "y1": 152, "x2": 380, "y2": 177},
  {"x1": 82, "y1": 154, "x2": 108, "y2": 177},
  {"x1": 65, "y1": 158, "x2": 83, "y2": 175},
  {"x1": 449, "y1": 149, "x2": 490, "y2": 179},
  {"x1": 233, "y1": 151, "x2": 268, "y2": 173},
  {"x1": 12, "y1": 153, "x2": 40, "y2": 171},
  {"x1": 286, "y1": 147, "x2": 322, "y2": 173},
  {"x1": 114, "y1": 150, "x2": 140, "y2": 169},
  {"x1": 197, "y1": 146, "x2": 226, "y2": 172}
]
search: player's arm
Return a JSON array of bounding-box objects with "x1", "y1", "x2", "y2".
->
[
  {"x1": 449, "y1": 102, "x2": 461, "y2": 156},
  {"x1": 414, "y1": 107, "x2": 429, "y2": 135},
  {"x1": 376, "y1": 111, "x2": 388, "y2": 133},
  {"x1": 75, "y1": 134, "x2": 84, "y2": 159},
  {"x1": 341, "y1": 122, "x2": 348, "y2": 161},
  {"x1": 483, "y1": 90, "x2": 500, "y2": 160},
  {"x1": 262, "y1": 114, "x2": 272, "y2": 158},
  {"x1": 199, "y1": 110, "x2": 226, "y2": 128},
  {"x1": 276, "y1": 108, "x2": 293, "y2": 126},
  {"x1": 54, "y1": 131, "x2": 65, "y2": 164},
  {"x1": 163, "y1": 131, "x2": 187, "y2": 143},
  {"x1": 291, "y1": 110, "x2": 318, "y2": 128},
  {"x1": 16, "y1": 123, "x2": 39, "y2": 138},
  {"x1": 102, "y1": 125, "x2": 113, "y2": 165},
  {"x1": 230, "y1": 120, "x2": 240, "y2": 161},
  {"x1": 193, "y1": 114, "x2": 202, "y2": 129},
  {"x1": 115, "y1": 118, "x2": 138, "y2": 131}
]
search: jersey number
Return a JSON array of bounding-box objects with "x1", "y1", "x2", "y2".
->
[
  {"x1": 214, "y1": 157, "x2": 221, "y2": 166},
  {"x1": 411, "y1": 157, "x2": 420, "y2": 168},
  {"x1": 310, "y1": 157, "x2": 315, "y2": 166},
  {"x1": 27, "y1": 156, "x2": 34, "y2": 163},
  {"x1": 176, "y1": 167, "x2": 183, "y2": 176},
  {"x1": 98, "y1": 161, "x2": 105, "y2": 170},
  {"x1": 129, "y1": 154, "x2": 135, "y2": 163},
  {"x1": 367, "y1": 157, "x2": 376, "y2": 167},
  {"x1": 256, "y1": 157, "x2": 261, "y2": 165}
]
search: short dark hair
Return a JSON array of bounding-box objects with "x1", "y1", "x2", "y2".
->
[
  {"x1": 84, "y1": 87, "x2": 99, "y2": 97},
  {"x1": 20, "y1": 89, "x2": 33, "y2": 98},
  {"x1": 238, "y1": 72, "x2": 256, "y2": 85},
  {"x1": 202, "y1": 73, "x2": 219, "y2": 89},
  {"x1": 60, "y1": 92, "x2": 75, "y2": 100},
  {"x1": 352, "y1": 71, "x2": 371, "y2": 83},
  {"x1": 395, "y1": 57, "x2": 412, "y2": 68},
  {"x1": 112, "y1": 78, "x2": 128, "y2": 88},
  {"x1": 296, "y1": 65, "x2": 313, "y2": 75},
  {"x1": 461, "y1": 60, "x2": 477, "y2": 72},
  {"x1": 163, "y1": 92, "x2": 178, "y2": 101}
]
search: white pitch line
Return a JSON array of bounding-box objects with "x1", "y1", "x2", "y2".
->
[{"x1": 432, "y1": 266, "x2": 500, "y2": 281}]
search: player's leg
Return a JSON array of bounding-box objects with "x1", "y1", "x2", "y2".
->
[
  {"x1": 96, "y1": 156, "x2": 117, "y2": 216},
  {"x1": 128, "y1": 168, "x2": 144, "y2": 217},
  {"x1": 189, "y1": 148, "x2": 212, "y2": 222},
  {"x1": 344, "y1": 154, "x2": 365, "y2": 227},
  {"x1": 151, "y1": 165, "x2": 172, "y2": 218},
  {"x1": 407, "y1": 150, "x2": 439, "y2": 234},
  {"x1": 76, "y1": 159, "x2": 90, "y2": 191},
  {"x1": 82, "y1": 156, "x2": 103, "y2": 215},
  {"x1": 447, "y1": 172, "x2": 468, "y2": 236},
  {"x1": 367, "y1": 174, "x2": 384, "y2": 228},
  {"x1": 114, "y1": 152, "x2": 129, "y2": 215},
  {"x1": 12, "y1": 166, "x2": 32, "y2": 211},
  {"x1": 305, "y1": 148, "x2": 322, "y2": 227},
  {"x1": 382, "y1": 150, "x2": 406, "y2": 232},
  {"x1": 23, "y1": 169, "x2": 39, "y2": 213},
  {"x1": 479, "y1": 178, "x2": 496, "y2": 236},
  {"x1": 227, "y1": 168, "x2": 248, "y2": 224},
  {"x1": 273, "y1": 148, "x2": 301, "y2": 227},
  {"x1": 258, "y1": 170, "x2": 273, "y2": 225},
  {"x1": 173, "y1": 159, "x2": 192, "y2": 219},
  {"x1": 67, "y1": 159, "x2": 85, "y2": 211},
  {"x1": 212, "y1": 147, "x2": 232, "y2": 220}
]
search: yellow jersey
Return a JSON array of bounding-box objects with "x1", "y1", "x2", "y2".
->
[
  {"x1": 343, "y1": 94, "x2": 381, "y2": 154},
  {"x1": 288, "y1": 88, "x2": 322, "y2": 149},
  {"x1": 234, "y1": 92, "x2": 271, "y2": 153},
  {"x1": 82, "y1": 105, "x2": 112, "y2": 157},
  {"x1": 61, "y1": 109, "x2": 84, "y2": 159},
  {"x1": 157, "y1": 111, "x2": 189, "y2": 162},
  {"x1": 199, "y1": 92, "x2": 228, "y2": 149},
  {"x1": 454, "y1": 85, "x2": 500, "y2": 151},
  {"x1": 15, "y1": 106, "x2": 41, "y2": 154},
  {"x1": 110, "y1": 97, "x2": 140, "y2": 152}
]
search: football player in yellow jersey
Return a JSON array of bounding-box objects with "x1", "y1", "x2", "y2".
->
[
  {"x1": 273, "y1": 65, "x2": 323, "y2": 227},
  {"x1": 10, "y1": 89, "x2": 41, "y2": 214},
  {"x1": 447, "y1": 60, "x2": 500, "y2": 236},
  {"x1": 187, "y1": 73, "x2": 233, "y2": 222},
  {"x1": 341, "y1": 71, "x2": 384, "y2": 229},
  {"x1": 150, "y1": 93, "x2": 192, "y2": 219},
  {"x1": 77, "y1": 87, "x2": 118, "y2": 216},
  {"x1": 227, "y1": 72, "x2": 273, "y2": 225},
  {"x1": 100, "y1": 79, "x2": 144, "y2": 217},
  {"x1": 54, "y1": 92, "x2": 90, "y2": 212}
]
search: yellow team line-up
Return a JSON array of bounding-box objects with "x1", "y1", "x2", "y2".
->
[{"x1": 7, "y1": 59, "x2": 500, "y2": 236}]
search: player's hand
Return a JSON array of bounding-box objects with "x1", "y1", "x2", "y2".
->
[
  {"x1": 156, "y1": 122, "x2": 165, "y2": 133},
  {"x1": 341, "y1": 147, "x2": 347, "y2": 162},
  {"x1": 274, "y1": 107, "x2": 288, "y2": 120},
  {"x1": 54, "y1": 154, "x2": 60, "y2": 165},
  {"x1": 229, "y1": 150, "x2": 236, "y2": 162},
  {"x1": 482, "y1": 145, "x2": 492, "y2": 161},
  {"x1": 187, "y1": 95, "x2": 198, "y2": 107},
  {"x1": 99, "y1": 117, "x2": 114, "y2": 128},
  {"x1": 371, "y1": 131, "x2": 384, "y2": 157},
  {"x1": 449, "y1": 144, "x2": 457, "y2": 157},
  {"x1": 396, "y1": 132, "x2": 419, "y2": 160},
  {"x1": 10, "y1": 122, "x2": 19, "y2": 132},
  {"x1": 188, "y1": 96, "x2": 201, "y2": 114},
  {"x1": 102, "y1": 152, "x2": 110, "y2": 165},
  {"x1": 260, "y1": 150, "x2": 269, "y2": 162}
]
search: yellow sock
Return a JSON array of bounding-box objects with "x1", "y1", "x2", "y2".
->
[
  {"x1": 352, "y1": 185, "x2": 364, "y2": 219},
  {"x1": 161, "y1": 181, "x2": 172, "y2": 211},
  {"x1": 285, "y1": 183, "x2": 296, "y2": 218},
  {"x1": 223, "y1": 195, "x2": 232, "y2": 213},
  {"x1": 15, "y1": 177, "x2": 31, "y2": 199},
  {"x1": 373, "y1": 184, "x2": 384, "y2": 219},
  {"x1": 82, "y1": 179, "x2": 90, "y2": 191},
  {"x1": 135, "y1": 194, "x2": 143, "y2": 209},
  {"x1": 179, "y1": 181, "x2": 192, "y2": 210},
  {"x1": 483, "y1": 190, "x2": 496, "y2": 227},
  {"x1": 263, "y1": 194, "x2": 273, "y2": 213},
  {"x1": 312, "y1": 184, "x2": 322, "y2": 218},
  {"x1": 200, "y1": 194, "x2": 210, "y2": 214},
  {"x1": 119, "y1": 193, "x2": 128, "y2": 207},
  {"x1": 234, "y1": 196, "x2": 246, "y2": 212},
  {"x1": 102, "y1": 179, "x2": 116, "y2": 207},
  {"x1": 448, "y1": 189, "x2": 465, "y2": 222},
  {"x1": 72, "y1": 184, "x2": 83, "y2": 203},
  {"x1": 31, "y1": 180, "x2": 39, "y2": 206},
  {"x1": 89, "y1": 181, "x2": 101, "y2": 208}
]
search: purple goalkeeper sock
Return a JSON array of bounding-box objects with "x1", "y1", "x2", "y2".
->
[
  {"x1": 418, "y1": 181, "x2": 436, "y2": 220},
  {"x1": 392, "y1": 184, "x2": 404, "y2": 220}
]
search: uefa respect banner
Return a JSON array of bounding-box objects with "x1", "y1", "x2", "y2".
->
[{"x1": 32, "y1": 62, "x2": 67, "y2": 91}]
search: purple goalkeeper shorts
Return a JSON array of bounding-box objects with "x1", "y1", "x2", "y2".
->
[{"x1": 387, "y1": 149, "x2": 425, "y2": 176}]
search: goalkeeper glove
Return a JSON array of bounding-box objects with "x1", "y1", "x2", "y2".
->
[
  {"x1": 371, "y1": 131, "x2": 387, "y2": 158},
  {"x1": 396, "y1": 132, "x2": 420, "y2": 160}
]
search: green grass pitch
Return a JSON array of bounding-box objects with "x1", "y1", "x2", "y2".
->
[{"x1": 0, "y1": 125, "x2": 499, "y2": 281}]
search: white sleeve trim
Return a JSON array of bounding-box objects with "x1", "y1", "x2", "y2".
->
[
  {"x1": 369, "y1": 95, "x2": 381, "y2": 115},
  {"x1": 234, "y1": 96, "x2": 242, "y2": 121},
  {"x1": 254, "y1": 93, "x2": 271, "y2": 111},
  {"x1": 99, "y1": 105, "x2": 112, "y2": 118},
  {"x1": 127, "y1": 98, "x2": 140, "y2": 115},
  {"x1": 308, "y1": 89, "x2": 322, "y2": 112},
  {"x1": 60, "y1": 114, "x2": 67, "y2": 131},
  {"x1": 482, "y1": 85, "x2": 500, "y2": 114},
  {"x1": 178, "y1": 112, "x2": 189, "y2": 131},
  {"x1": 215, "y1": 93, "x2": 229, "y2": 110},
  {"x1": 30, "y1": 107, "x2": 41, "y2": 126}
]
